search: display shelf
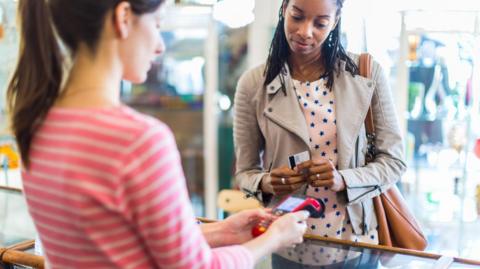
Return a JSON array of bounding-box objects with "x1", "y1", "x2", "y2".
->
[
  {"x1": 397, "y1": 10, "x2": 480, "y2": 259},
  {"x1": 255, "y1": 235, "x2": 480, "y2": 268},
  {"x1": 0, "y1": 187, "x2": 36, "y2": 248},
  {"x1": 0, "y1": 0, "x2": 19, "y2": 133},
  {"x1": 121, "y1": 4, "x2": 219, "y2": 218}
]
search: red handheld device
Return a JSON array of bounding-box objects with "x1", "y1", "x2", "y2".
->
[{"x1": 251, "y1": 195, "x2": 325, "y2": 237}]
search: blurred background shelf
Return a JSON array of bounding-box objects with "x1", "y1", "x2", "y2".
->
[{"x1": 0, "y1": 0, "x2": 479, "y2": 261}]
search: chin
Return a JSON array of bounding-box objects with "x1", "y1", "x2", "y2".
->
[
  {"x1": 293, "y1": 49, "x2": 314, "y2": 56},
  {"x1": 125, "y1": 73, "x2": 148, "y2": 84}
]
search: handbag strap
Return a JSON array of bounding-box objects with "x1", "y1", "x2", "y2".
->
[{"x1": 359, "y1": 53, "x2": 376, "y2": 163}]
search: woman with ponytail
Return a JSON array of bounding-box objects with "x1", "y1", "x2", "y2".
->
[
  {"x1": 234, "y1": 0, "x2": 406, "y2": 266},
  {"x1": 7, "y1": 0, "x2": 309, "y2": 268}
]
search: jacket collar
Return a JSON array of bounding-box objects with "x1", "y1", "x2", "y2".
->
[
  {"x1": 263, "y1": 60, "x2": 376, "y2": 168},
  {"x1": 266, "y1": 63, "x2": 291, "y2": 95},
  {"x1": 263, "y1": 63, "x2": 311, "y2": 146}
]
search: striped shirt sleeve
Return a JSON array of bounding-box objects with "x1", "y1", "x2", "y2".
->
[{"x1": 117, "y1": 123, "x2": 254, "y2": 269}]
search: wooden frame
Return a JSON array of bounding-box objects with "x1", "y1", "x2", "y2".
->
[
  {"x1": 2, "y1": 218, "x2": 479, "y2": 269},
  {"x1": 1, "y1": 240, "x2": 44, "y2": 269},
  {"x1": 304, "y1": 234, "x2": 480, "y2": 266},
  {"x1": 197, "y1": 217, "x2": 480, "y2": 266},
  {"x1": 0, "y1": 185, "x2": 22, "y2": 193}
]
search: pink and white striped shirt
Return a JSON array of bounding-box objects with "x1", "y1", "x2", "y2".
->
[{"x1": 22, "y1": 105, "x2": 253, "y2": 269}]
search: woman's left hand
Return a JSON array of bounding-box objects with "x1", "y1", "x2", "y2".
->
[
  {"x1": 296, "y1": 159, "x2": 346, "y2": 192},
  {"x1": 220, "y1": 208, "x2": 276, "y2": 245}
]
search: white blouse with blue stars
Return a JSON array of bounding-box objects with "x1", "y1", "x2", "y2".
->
[{"x1": 276, "y1": 78, "x2": 378, "y2": 266}]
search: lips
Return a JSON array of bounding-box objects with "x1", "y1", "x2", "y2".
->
[
  {"x1": 295, "y1": 40, "x2": 309, "y2": 46},
  {"x1": 292, "y1": 40, "x2": 311, "y2": 51}
]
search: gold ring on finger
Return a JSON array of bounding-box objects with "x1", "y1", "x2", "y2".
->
[
  {"x1": 281, "y1": 177, "x2": 286, "y2": 184},
  {"x1": 316, "y1": 173, "x2": 320, "y2": 179}
]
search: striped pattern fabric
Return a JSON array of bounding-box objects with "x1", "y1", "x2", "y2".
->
[{"x1": 22, "y1": 106, "x2": 253, "y2": 269}]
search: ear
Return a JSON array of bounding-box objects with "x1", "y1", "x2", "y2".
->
[{"x1": 113, "y1": 2, "x2": 133, "y2": 39}]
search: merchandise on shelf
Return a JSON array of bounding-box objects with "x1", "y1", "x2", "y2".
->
[
  {"x1": 0, "y1": 142, "x2": 19, "y2": 169},
  {"x1": 474, "y1": 138, "x2": 480, "y2": 159},
  {"x1": 476, "y1": 184, "x2": 480, "y2": 216}
]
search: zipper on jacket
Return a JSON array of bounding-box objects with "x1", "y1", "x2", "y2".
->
[
  {"x1": 355, "y1": 135, "x2": 360, "y2": 168},
  {"x1": 347, "y1": 185, "x2": 380, "y2": 204}
]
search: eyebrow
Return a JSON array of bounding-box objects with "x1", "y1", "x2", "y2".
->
[{"x1": 292, "y1": 5, "x2": 331, "y2": 19}]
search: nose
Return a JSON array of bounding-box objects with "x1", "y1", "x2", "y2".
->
[
  {"x1": 155, "y1": 34, "x2": 166, "y2": 56},
  {"x1": 298, "y1": 21, "x2": 313, "y2": 40}
]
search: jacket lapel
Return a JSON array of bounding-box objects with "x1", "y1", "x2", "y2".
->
[
  {"x1": 334, "y1": 69, "x2": 375, "y2": 169},
  {"x1": 264, "y1": 65, "x2": 310, "y2": 147},
  {"x1": 263, "y1": 63, "x2": 376, "y2": 160}
]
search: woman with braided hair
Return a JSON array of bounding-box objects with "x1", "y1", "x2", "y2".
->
[{"x1": 234, "y1": 0, "x2": 406, "y2": 266}]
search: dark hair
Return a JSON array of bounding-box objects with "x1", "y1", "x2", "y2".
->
[
  {"x1": 263, "y1": 0, "x2": 358, "y2": 90},
  {"x1": 7, "y1": 0, "x2": 164, "y2": 167}
]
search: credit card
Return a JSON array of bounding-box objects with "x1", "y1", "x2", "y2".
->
[{"x1": 288, "y1": 151, "x2": 310, "y2": 169}]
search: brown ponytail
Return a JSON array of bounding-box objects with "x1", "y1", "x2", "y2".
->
[
  {"x1": 7, "y1": 0, "x2": 63, "y2": 168},
  {"x1": 7, "y1": 0, "x2": 165, "y2": 168}
]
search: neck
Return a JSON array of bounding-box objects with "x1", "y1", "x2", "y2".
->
[
  {"x1": 57, "y1": 43, "x2": 122, "y2": 109},
  {"x1": 288, "y1": 50, "x2": 324, "y2": 82}
]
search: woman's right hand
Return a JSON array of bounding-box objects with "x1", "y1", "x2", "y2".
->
[
  {"x1": 261, "y1": 165, "x2": 307, "y2": 195},
  {"x1": 242, "y1": 211, "x2": 308, "y2": 262},
  {"x1": 265, "y1": 211, "x2": 309, "y2": 250}
]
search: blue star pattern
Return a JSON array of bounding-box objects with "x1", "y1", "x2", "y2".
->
[
  {"x1": 280, "y1": 243, "x2": 365, "y2": 266},
  {"x1": 277, "y1": 78, "x2": 378, "y2": 265}
]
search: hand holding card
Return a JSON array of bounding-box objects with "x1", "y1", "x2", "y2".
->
[
  {"x1": 260, "y1": 151, "x2": 311, "y2": 195},
  {"x1": 295, "y1": 158, "x2": 346, "y2": 192},
  {"x1": 263, "y1": 166, "x2": 306, "y2": 195}
]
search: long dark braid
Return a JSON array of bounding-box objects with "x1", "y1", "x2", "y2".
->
[
  {"x1": 263, "y1": 0, "x2": 358, "y2": 90},
  {"x1": 263, "y1": 2, "x2": 290, "y2": 89}
]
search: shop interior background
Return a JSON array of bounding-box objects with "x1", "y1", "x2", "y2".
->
[{"x1": 0, "y1": 0, "x2": 479, "y2": 260}]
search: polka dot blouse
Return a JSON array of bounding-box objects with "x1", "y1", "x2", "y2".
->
[{"x1": 276, "y1": 78, "x2": 378, "y2": 266}]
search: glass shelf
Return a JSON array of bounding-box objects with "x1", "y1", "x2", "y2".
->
[
  {"x1": 255, "y1": 236, "x2": 480, "y2": 269},
  {"x1": 0, "y1": 187, "x2": 36, "y2": 247},
  {"x1": 121, "y1": 5, "x2": 215, "y2": 217},
  {"x1": 401, "y1": 27, "x2": 480, "y2": 259}
]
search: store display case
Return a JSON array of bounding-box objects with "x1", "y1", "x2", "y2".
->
[
  {"x1": 0, "y1": 0, "x2": 18, "y2": 134},
  {"x1": 0, "y1": 0, "x2": 21, "y2": 191},
  {"x1": 396, "y1": 10, "x2": 480, "y2": 258},
  {"x1": 0, "y1": 187, "x2": 36, "y2": 248},
  {"x1": 121, "y1": 4, "x2": 220, "y2": 218},
  {"x1": 4, "y1": 216, "x2": 480, "y2": 269},
  {"x1": 6, "y1": 182, "x2": 480, "y2": 269},
  {"x1": 255, "y1": 235, "x2": 480, "y2": 269}
]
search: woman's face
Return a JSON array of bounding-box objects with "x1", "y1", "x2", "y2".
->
[
  {"x1": 120, "y1": 6, "x2": 165, "y2": 84},
  {"x1": 283, "y1": 0, "x2": 338, "y2": 58}
]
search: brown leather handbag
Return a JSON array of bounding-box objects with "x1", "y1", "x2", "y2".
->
[{"x1": 359, "y1": 53, "x2": 428, "y2": 251}]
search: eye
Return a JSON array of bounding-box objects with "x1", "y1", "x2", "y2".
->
[
  {"x1": 314, "y1": 20, "x2": 329, "y2": 28},
  {"x1": 291, "y1": 15, "x2": 303, "y2": 21}
]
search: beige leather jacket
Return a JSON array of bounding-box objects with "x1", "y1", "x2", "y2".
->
[{"x1": 233, "y1": 53, "x2": 406, "y2": 235}]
